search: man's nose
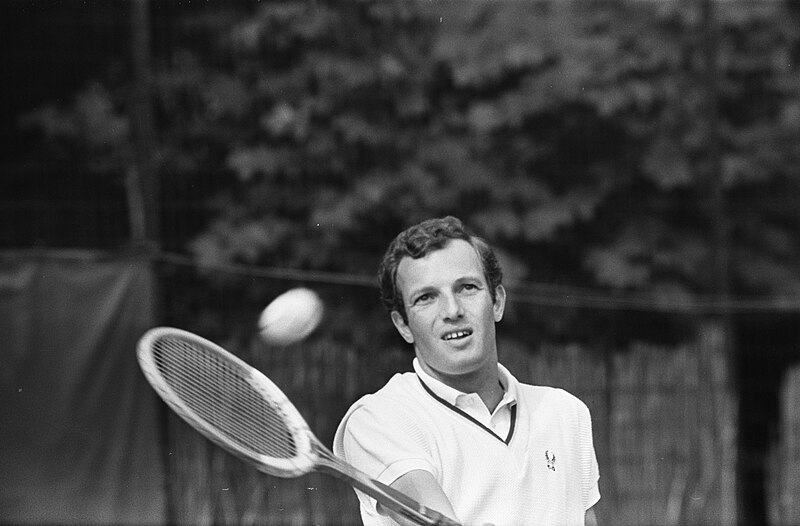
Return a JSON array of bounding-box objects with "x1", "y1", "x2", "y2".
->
[{"x1": 440, "y1": 292, "x2": 464, "y2": 319}]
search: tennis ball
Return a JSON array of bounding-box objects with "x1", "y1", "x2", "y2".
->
[{"x1": 258, "y1": 287, "x2": 324, "y2": 346}]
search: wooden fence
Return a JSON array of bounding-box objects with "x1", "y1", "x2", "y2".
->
[
  {"x1": 165, "y1": 321, "x2": 745, "y2": 525},
  {"x1": 768, "y1": 365, "x2": 800, "y2": 525}
]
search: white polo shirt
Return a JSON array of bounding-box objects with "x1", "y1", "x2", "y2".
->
[{"x1": 334, "y1": 361, "x2": 600, "y2": 526}]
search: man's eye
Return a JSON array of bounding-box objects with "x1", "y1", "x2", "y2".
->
[
  {"x1": 415, "y1": 293, "x2": 432, "y2": 304},
  {"x1": 461, "y1": 283, "x2": 479, "y2": 292}
]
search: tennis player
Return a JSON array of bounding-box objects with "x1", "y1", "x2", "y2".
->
[{"x1": 334, "y1": 216, "x2": 600, "y2": 526}]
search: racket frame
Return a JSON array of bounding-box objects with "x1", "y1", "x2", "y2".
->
[
  {"x1": 137, "y1": 327, "x2": 317, "y2": 477},
  {"x1": 137, "y1": 327, "x2": 460, "y2": 526}
]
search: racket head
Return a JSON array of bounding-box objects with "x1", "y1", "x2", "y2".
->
[{"x1": 137, "y1": 327, "x2": 317, "y2": 477}]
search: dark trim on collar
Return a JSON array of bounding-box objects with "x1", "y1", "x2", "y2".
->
[{"x1": 417, "y1": 377, "x2": 516, "y2": 445}]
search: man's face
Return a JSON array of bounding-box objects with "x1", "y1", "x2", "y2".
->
[{"x1": 390, "y1": 239, "x2": 506, "y2": 382}]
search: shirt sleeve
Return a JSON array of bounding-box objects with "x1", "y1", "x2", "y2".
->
[
  {"x1": 336, "y1": 401, "x2": 438, "y2": 524},
  {"x1": 340, "y1": 402, "x2": 438, "y2": 486},
  {"x1": 577, "y1": 399, "x2": 601, "y2": 510}
]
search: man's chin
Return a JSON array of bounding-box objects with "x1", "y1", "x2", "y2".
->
[{"x1": 431, "y1": 358, "x2": 488, "y2": 379}]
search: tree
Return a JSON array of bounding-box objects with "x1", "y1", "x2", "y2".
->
[{"x1": 21, "y1": 0, "x2": 800, "y2": 341}]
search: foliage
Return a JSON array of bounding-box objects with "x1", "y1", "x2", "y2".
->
[{"x1": 22, "y1": 0, "x2": 800, "y2": 346}]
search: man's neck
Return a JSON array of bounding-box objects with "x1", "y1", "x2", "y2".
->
[
  {"x1": 423, "y1": 360, "x2": 505, "y2": 413},
  {"x1": 475, "y1": 377, "x2": 505, "y2": 413}
]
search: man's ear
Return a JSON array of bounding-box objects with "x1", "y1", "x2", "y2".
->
[
  {"x1": 390, "y1": 310, "x2": 414, "y2": 344},
  {"x1": 493, "y1": 285, "x2": 507, "y2": 322}
]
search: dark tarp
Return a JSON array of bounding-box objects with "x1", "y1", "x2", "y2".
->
[{"x1": 0, "y1": 251, "x2": 166, "y2": 525}]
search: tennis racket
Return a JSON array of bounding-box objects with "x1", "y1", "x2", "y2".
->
[{"x1": 137, "y1": 327, "x2": 460, "y2": 526}]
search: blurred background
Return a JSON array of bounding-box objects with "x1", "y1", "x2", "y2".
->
[{"x1": 1, "y1": 0, "x2": 799, "y2": 525}]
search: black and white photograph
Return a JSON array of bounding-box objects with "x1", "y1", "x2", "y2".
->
[{"x1": 2, "y1": 1, "x2": 799, "y2": 525}]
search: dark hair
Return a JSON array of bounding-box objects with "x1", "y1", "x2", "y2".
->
[{"x1": 378, "y1": 216, "x2": 503, "y2": 322}]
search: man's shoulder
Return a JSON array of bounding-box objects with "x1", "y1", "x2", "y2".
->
[
  {"x1": 355, "y1": 371, "x2": 425, "y2": 407},
  {"x1": 333, "y1": 371, "x2": 428, "y2": 456},
  {"x1": 338, "y1": 371, "x2": 424, "y2": 420},
  {"x1": 517, "y1": 382, "x2": 591, "y2": 413}
]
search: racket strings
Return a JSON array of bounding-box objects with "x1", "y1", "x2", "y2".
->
[{"x1": 152, "y1": 336, "x2": 299, "y2": 460}]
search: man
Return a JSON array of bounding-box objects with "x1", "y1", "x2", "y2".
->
[{"x1": 334, "y1": 216, "x2": 600, "y2": 525}]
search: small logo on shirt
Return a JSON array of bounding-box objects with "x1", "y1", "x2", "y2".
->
[{"x1": 545, "y1": 450, "x2": 556, "y2": 471}]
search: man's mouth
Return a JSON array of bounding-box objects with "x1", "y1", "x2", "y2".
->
[{"x1": 442, "y1": 329, "x2": 473, "y2": 341}]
